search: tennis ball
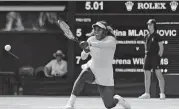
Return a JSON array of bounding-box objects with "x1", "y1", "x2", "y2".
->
[{"x1": 4, "y1": 44, "x2": 11, "y2": 51}]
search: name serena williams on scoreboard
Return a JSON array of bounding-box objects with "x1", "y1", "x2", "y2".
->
[{"x1": 113, "y1": 58, "x2": 168, "y2": 65}]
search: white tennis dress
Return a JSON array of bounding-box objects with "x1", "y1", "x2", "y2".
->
[{"x1": 81, "y1": 36, "x2": 116, "y2": 86}]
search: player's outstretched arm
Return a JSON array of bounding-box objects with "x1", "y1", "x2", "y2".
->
[{"x1": 79, "y1": 36, "x2": 92, "y2": 60}]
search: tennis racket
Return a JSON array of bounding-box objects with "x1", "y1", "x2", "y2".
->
[{"x1": 55, "y1": 17, "x2": 80, "y2": 43}]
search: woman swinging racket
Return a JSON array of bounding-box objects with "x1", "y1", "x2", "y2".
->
[{"x1": 65, "y1": 21, "x2": 131, "y2": 109}]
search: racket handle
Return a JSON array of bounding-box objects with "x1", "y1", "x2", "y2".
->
[{"x1": 74, "y1": 38, "x2": 80, "y2": 43}]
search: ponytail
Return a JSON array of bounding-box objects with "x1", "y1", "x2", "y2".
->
[{"x1": 106, "y1": 26, "x2": 116, "y2": 39}]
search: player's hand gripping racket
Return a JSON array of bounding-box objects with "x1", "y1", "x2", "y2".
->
[{"x1": 56, "y1": 17, "x2": 80, "y2": 43}]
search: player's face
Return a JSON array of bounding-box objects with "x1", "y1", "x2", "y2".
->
[
  {"x1": 148, "y1": 23, "x2": 154, "y2": 33},
  {"x1": 94, "y1": 26, "x2": 105, "y2": 40}
]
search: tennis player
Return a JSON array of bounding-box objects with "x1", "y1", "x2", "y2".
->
[{"x1": 65, "y1": 21, "x2": 131, "y2": 109}]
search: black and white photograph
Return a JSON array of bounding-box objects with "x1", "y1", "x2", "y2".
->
[{"x1": 1, "y1": 1, "x2": 179, "y2": 109}]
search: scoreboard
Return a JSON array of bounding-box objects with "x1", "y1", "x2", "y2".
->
[{"x1": 74, "y1": 1, "x2": 179, "y2": 80}]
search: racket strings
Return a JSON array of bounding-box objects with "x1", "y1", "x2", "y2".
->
[{"x1": 58, "y1": 19, "x2": 80, "y2": 43}]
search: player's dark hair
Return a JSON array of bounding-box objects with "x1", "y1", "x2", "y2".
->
[{"x1": 99, "y1": 21, "x2": 116, "y2": 39}]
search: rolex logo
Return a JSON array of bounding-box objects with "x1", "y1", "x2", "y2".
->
[
  {"x1": 125, "y1": 1, "x2": 134, "y2": 11},
  {"x1": 170, "y1": 1, "x2": 178, "y2": 11}
]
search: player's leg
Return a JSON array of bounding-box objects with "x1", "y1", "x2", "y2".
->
[
  {"x1": 98, "y1": 85, "x2": 117, "y2": 109},
  {"x1": 153, "y1": 55, "x2": 165, "y2": 99},
  {"x1": 139, "y1": 55, "x2": 152, "y2": 99},
  {"x1": 98, "y1": 85, "x2": 131, "y2": 109},
  {"x1": 71, "y1": 68, "x2": 95, "y2": 96},
  {"x1": 65, "y1": 68, "x2": 95, "y2": 108}
]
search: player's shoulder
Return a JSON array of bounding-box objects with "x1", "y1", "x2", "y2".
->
[
  {"x1": 87, "y1": 36, "x2": 95, "y2": 42},
  {"x1": 105, "y1": 35, "x2": 116, "y2": 41},
  {"x1": 107, "y1": 35, "x2": 116, "y2": 39}
]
